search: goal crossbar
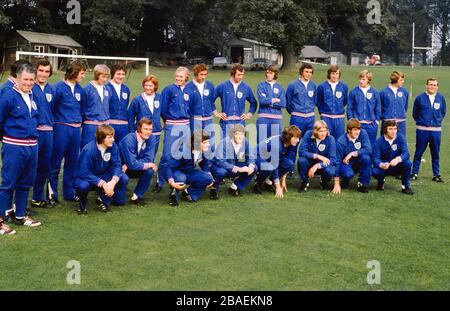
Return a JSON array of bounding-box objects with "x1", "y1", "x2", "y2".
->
[{"x1": 16, "y1": 51, "x2": 149, "y2": 75}]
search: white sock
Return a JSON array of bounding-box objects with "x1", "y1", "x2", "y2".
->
[
  {"x1": 230, "y1": 183, "x2": 238, "y2": 190},
  {"x1": 265, "y1": 179, "x2": 273, "y2": 186},
  {"x1": 131, "y1": 193, "x2": 138, "y2": 200},
  {"x1": 48, "y1": 182, "x2": 54, "y2": 196}
]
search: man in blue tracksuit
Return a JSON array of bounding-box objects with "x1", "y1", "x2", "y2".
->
[
  {"x1": 254, "y1": 125, "x2": 301, "y2": 198},
  {"x1": 80, "y1": 64, "x2": 111, "y2": 150},
  {"x1": 411, "y1": 78, "x2": 446, "y2": 182},
  {"x1": 119, "y1": 118, "x2": 158, "y2": 204},
  {"x1": 256, "y1": 64, "x2": 286, "y2": 144},
  {"x1": 347, "y1": 70, "x2": 381, "y2": 147},
  {"x1": 372, "y1": 120, "x2": 414, "y2": 194},
  {"x1": 286, "y1": 63, "x2": 317, "y2": 135},
  {"x1": 74, "y1": 125, "x2": 128, "y2": 214},
  {"x1": 158, "y1": 67, "x2": 192, "y2": 190},
  {"x1": 159, "y1": 130, "x2": 214, "y2": 206},
  {"x1": 185, "y1": 63, "x2": 217, "y2": 140},
  {"x1": 213, "y1": 63, "x2": 257, "y2": 139},
  {"x1": 379, "y1": 71, "x2": 409, "y2": 137},
  {"x1": 0, "y1": 59, "x2": 30, "y2": 97},
  {"x1": 298, "y1": 120, "x2": 337, "y2": 192},
  {"x1": 31, "y1": 59, "x2": 56, "y2": 208},
  {"x1": 106, "y1": 64, "x2": 131, "y2": 144},
  {"x1": 334, "y1": 119, "x2": 372, "y2": 194},
  {"x1": 317, "y1": 65, "x2": 349, "y2": 139},
  {"x1": 210, "y1": 124, "x2": 257, "y2": 199},
  {"x1": 48, "y1": 60, "x2": 86, "y2": 205},
  {"x1": 0, "y1": 63, "x2": 41, "y2": 236}
]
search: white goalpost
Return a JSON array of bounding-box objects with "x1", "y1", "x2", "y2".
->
[
  {"x1": 16, "y1": 51, "x2": 150, "y2": 76},
  {"x1": 411, "y1": 22, "x2": 436, "y2": 68}
]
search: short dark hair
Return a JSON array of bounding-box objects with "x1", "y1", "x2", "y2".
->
[
  {"x1": 191, "y1": 129, "x2": 210, "y2": 150},
  {"x1": 230, "y1": 63, "x2": 244, "y2": 77},
  {"x1": 346, "y1": 119, "x2": 361, "y2": 132},
  {"x1": 36, "y1": 59, "x2": 53, "y2": 77},
  {"x1": 266, "y1": 65, "x2": 279, "y2": 80},
  {"x1": 230, "y1": 124, "x2": 245, "y2": 137},
  {"x1": 95, "y1": 124, "x2": 115, "y2": 144},
  {"x1": 11, "y1": 60, "x2": 32, "y2": 78},
  {"x1": 65, "y1": 60, "x2": 86, "y2": 80},
  {"x1": 193, "y1": 63, "x2": 208, "y2": 76},
  {"x1": 137, "y1": 117, "x2": 153, "y2": 131},
  {"x1": 383, "y1": 120, "x2": 397, "y2": 134},
  {"x1": 111, "y1": 64, "x2": 127, "y2": 76},
  {"x1": 299, "y1": 63, "x2": 314, "y2": 75},
  {"x1": 327, "y1": 65, "x2": 341, "y2": 79}
]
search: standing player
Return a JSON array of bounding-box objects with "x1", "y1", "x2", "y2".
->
[
  {"x1": 106, "y1": 64, "x2": 131, "y2": 144},
  {"x1": 31, "y1": 59, "x2": 56, "y2": 208},
  {"x1": 48, "y1": 60, "x2": 86, "y2": 205},
  {"x1": 159, "y1": 130, "x2": 214, "y2": 206},
  {"x1": 185, "y1": 63, "x2": 217, "y2": 139},
  {"x1": 0, "y1": 60, "x2": 31, "y2": 96},
  {"x1": 214, "y1": 63, "x2": 257, "y2": 139},
  {"x1": 286, "y1": 63, "x2": 317, "y2": 135},
  {"x1": 372, "y1": 120, "x2": 414, "y2": 194},
  {"x1": 317, "y1": 65, "x2": 348, "y2": 138},
  {"x1": 0, "y1": 63, "x2": 41, "y2": 235},
  {"x1": 74, "y1": 125, "x2": 128, "y2": 214},
  {"x1": 210, "y1": 124, "x2": 257, "y2": 199},
  {"x1": 80, "y1": 64, "x2": 111, "y2": 150},
  {"x1": 347, "y1": 70, "x2": 381, "y2": 147},
  {"x1": 297, "y1": 120, "x2": 337, "y2": 192},
  {"x1": 119, "y1": 118, "x2": 158, "y2": 205},
  {"x1": 254, "y1": 125, "x2": 301, "y2": 198},
  {"x1": 256, "y1": 65, "x2": 286, "y2": 143},
  {"x1": 379, "y1": 71, "x2": 409, "y2": 137},
  {"x1": 411, "y1": 78, "x2": 446, "y2": 182},
  {"x1": 333, "y1": 119, "x2": 372, "y2": 194}
]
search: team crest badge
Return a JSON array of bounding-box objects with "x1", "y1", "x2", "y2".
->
[
  {"x1": 46, "y1": 93, "x2": 53, "y2": 102},
  {"x1": 104, "y1": 90, "x2": 109, "y2": 97},
  {"x1": 261, "y1": 93, "x2": 266, "y2": 98},
  {"x1": 366, "y1": 93, "x2": 373, "y2": 100},
  {"x1": 75, "y1": 93, "x2": 81, "y2": 101},
  {"x1": 103, "y1": 153, "x2": 111, "y2": 162},
  {"x1": 335, "y1": 91, "x2": 343, "y2": 99},
  {"x1": 354, "y1": 142, "x2": 361, "y2": 150},
  {"x1": 391, "y1": 144, "x2": 397, "y2": 151},
  {"x1": 237, "y1": 91, "x2": 243, "y2": 99},
  {"x1": 273, "y1": 88, "x2": 279, "y2": 95},
  {"x1": 238, "y1": 152, "x2": 245, "y2": 162},
  {"x1": 184, "y1": 93, "x2": 190, "y2": 101},
  {"x1": 203, "y1": 89, "x2": 210, "y2": 97},
  {"x1": 154, "y1": 101, "x2": 160, "y2": 109},
  {"x1": 308, "y1": 91, "x2": 314, "y2": 98},
  {"x1": 397, "y1": 92, "x2": 403, "y2": 98},
  {"x1": 31, "y1": 101, "x2": 37, "y2": 110},
  {"x1": 122, "y1": 92, "x2": 128, "y2": 100},
  {"x1": 434, "y1": 103, "x2": 440, "y2": 110},
  {"x1": 318, "y1": 144, "x2": 326, "y2": 152}
]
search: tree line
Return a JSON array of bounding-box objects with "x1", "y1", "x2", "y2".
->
[{"x1": 1, "y1": 0, "x2": 449, "y2": 69}]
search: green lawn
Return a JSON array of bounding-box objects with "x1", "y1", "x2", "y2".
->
[{"x1": 0, "y1": 64, "x2": 449, "y2": 290}]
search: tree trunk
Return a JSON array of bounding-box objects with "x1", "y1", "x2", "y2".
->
[
  {"x1": 441, "y1": 5, "x2": 449, "y2": 65},
  {"x1": 281, "y1": 42, "x2": 297, "y2": 71}
]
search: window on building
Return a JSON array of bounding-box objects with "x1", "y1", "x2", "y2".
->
[{"x1": 34, "y1": 45, "x2": 45, "y2": 57}]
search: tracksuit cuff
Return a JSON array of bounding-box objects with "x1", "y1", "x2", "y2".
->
[
  {"x1": 232, "y1": 166, "x2": 239, "y2": 173},
  {"x1": 111, "y1": 176, "x2": 120, "y2": 184},
  {"x1": 97, "y1": 179, "x2": 106, "y2": 187},
  {"x1": 168, "y1": 178, "x2": 175, "y2": 184}
]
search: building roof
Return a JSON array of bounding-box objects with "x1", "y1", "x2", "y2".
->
[
  {"x1": 300, "y1": 45, "x2": 328, "y2": 59},
  {"x1": 240, "y1": 38, "x2": 274, "y2": 48},
  {"x1": 16, "y1": 30, "x2": 82, "y2": 48}
]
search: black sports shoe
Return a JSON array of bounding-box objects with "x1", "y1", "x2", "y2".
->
[
  {"x1": 401, "y1": 187, "x2": 414, "y2": 195},
  {"x1": 320, "y1": 180, "x2": 329, "y2": 190},
  {"x1": 298, "y1": 182, "x2": 309, "y2": 193},
  {"x1": 14, "y1": 216, "x2": 42, "y2": 227},
  {"x1": 253, "y1": 183, "x2": 263, "y2": 194},
  {"x1": 152, "y1": 183, "x2": 162, "y2": 193},
  {"x1": 209, "y1": 188, "x2": 219, "y2": 200},
  {"x1": 130, "y1": 197, "x2": 144, "y2": 205},
  {"x1": 181, "y1": 190, "x2": 194, "y2": 203},
  {"x1": 48, "y1": 194, "x2": 59, "y2": 207},
  {"x1": 341, "y1": 180, "x2": 349, "y2": 189},
  {"x1": 432, "y1": 175, "x2": 443, "y2": 183},
  {"x1": 31, "y1": 200, "x2": 48, "y2": 208},
  {"x1": 168, "y1": 193, "x2": 178, "y2": 207},
  {"x1": 228, "y1": 187, "x2": 241, "y2": 197},
  {"x1": 77, "y1": 206, "x2": 87, "y2": 215},
  {"x1": 96, "y1": 200, "x2": 110, "y2": 212},
  {"x1": 357, "y1": 182, "x2": 369, "y2": 193},
  {"x1": 376, "y1": 180, "x2": 385, "y2": 191},
  {"x1": 410, "y1": 174, "x2": 418, "y2": 181},
  {"x1": 25, "y1": 207, "x2": 38, "y2": 216},
  {"x1": 263, "y1": 182, "x2": 276, "y2": 193}
]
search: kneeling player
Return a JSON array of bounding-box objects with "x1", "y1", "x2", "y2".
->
[
  {"x1": 211, "y1": 124, "x2": 257, "y2": 198},
  {"x1": 74, "y1": 125, "x2": 129, "y2": 214},
  {"x1": 372, "y1": 120, "x2": 414, "y2": 195},
  {"x1": 160, "y1": 130, "x2": 214, "y2": 206},
  {"x1": 254, "y1": 125, "x2": 301, "y2": 198},
  {"x1": 333, "y1": 119, "x2": 372, "y2": 193},
  {"x1": 119, "y1": 118, "x2": 158, "y2": 205},
  {"x1": 298, "y1": 120, "x2": 337, "y2": 192}
]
